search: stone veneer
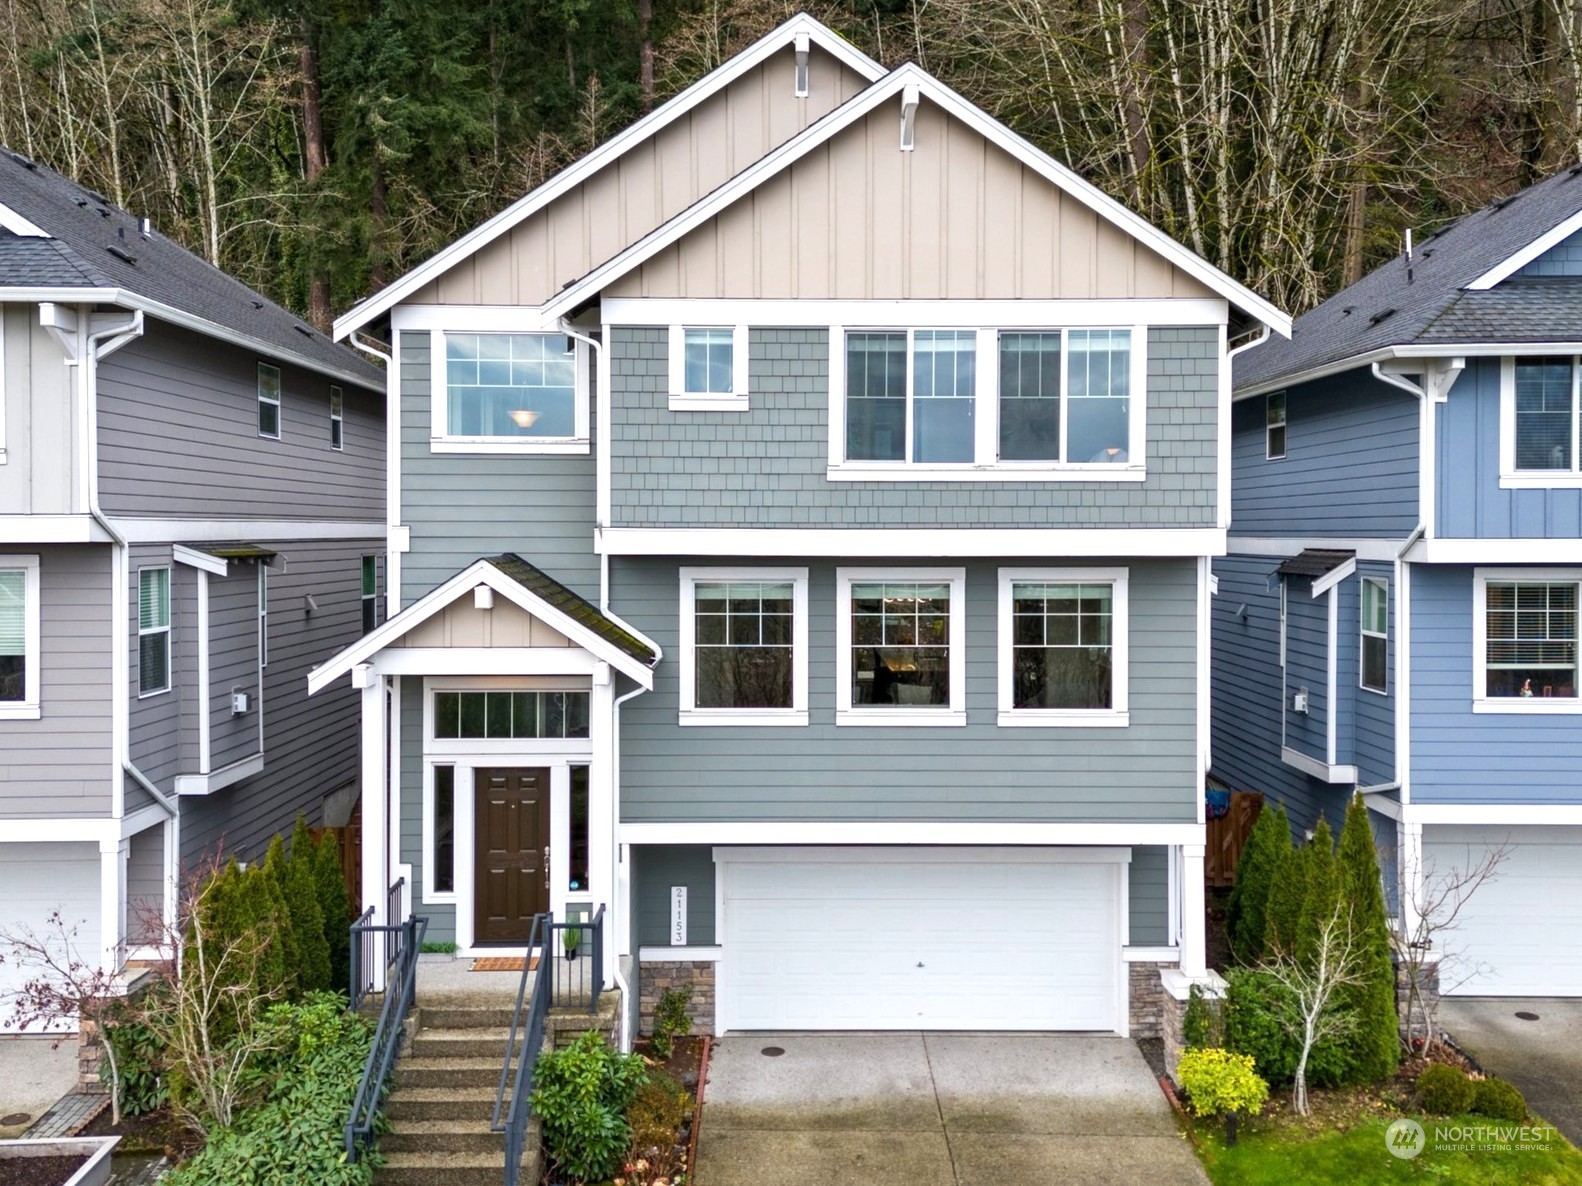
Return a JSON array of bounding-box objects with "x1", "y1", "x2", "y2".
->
[
  {"x1": 1128, "y1": 961, "x2": 1175, "y2": 1039},
  {"x1": 1160, "y1": 969, "x2": 1227, "y2": 1083},
  {"x1": 638, "y1": 960, "x2": 716, "y2": 1036}
]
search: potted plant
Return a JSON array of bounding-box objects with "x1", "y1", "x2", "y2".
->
[{"x1": 562, "y1": 925, "x2": 581, "y2": 962}]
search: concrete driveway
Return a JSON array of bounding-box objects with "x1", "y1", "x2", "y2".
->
[
  {"x1": 694, "y1": 1033, "x2": 1207, "y2": 1186},
  {"x1": 0, "y1": 1036, "x2": 78, "y2": 1137},
  {"x1": 1441, "y1": 998, "x2": 1582, "y2": 1146}
]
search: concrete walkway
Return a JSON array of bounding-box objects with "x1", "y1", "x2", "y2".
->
[
  {"x1": 1442, "y1": 998, "x2": 1582, "y2": 1147},
  {"x1": 695, "y1": 1034, "x2": 1207, "y2": 1186},
  {"x1": 0, "y1": 1036, "x2": 79, "y2": 1138}
]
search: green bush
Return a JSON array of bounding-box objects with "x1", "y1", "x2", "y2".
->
[
  {"x1": 1178, "y1": 1048, "x2": 1269, "y2": 1119},
  {"x1": 1182, "y1": 983, "x2": 1225, "y2": 1051},
  {"x1": 279, "y1": 819, "x2": 331, "y2": 996},
  {"x1": 190, "y1": 858, "x2": 294, "y2": 1015},
  {"x1": 1223, "y1": 968, "x2": 1348, "y2": 1089},
  {"x1": 313, "y1": 829, "x2": 352, "y2": 994},
  {"x1": 651, "y1": 985, "x2": 693, "y2": 1061},
  {"x1": 531, "y1": 1030, "x2": 648, "y2": 1184},
  {"x1": 1473, "y1": 1077, "x2": 1528, "y2": 1122},
  {"x1": 1227, "y1": 804, "x2": 1291, "y2": 963},
  {"x1": 627, "y1": 1072, "x2": 689, "y2": 1157},
  {"x1": 1418, "y1": 1064, "x2": 1477, "y2": 1115},
  {"x1": 103, "y1": 1000, "x2": 169, "y2": 1116},
  {"x1": 1335, "y1": 794, "x2": 1400, "y2": 1084}
]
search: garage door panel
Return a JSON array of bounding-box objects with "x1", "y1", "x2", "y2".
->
[{"x1": 0, "y1": 843, "x2": 102, "y2": 1033}]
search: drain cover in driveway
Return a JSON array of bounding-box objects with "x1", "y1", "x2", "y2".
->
[
  {"x1": 0, "y1": 1113, "x2": 30, "y2": 1126},
  {"x1": 1516, "y1": 1011, "x2": 1541, "y2": 1021},
  {"x1": 760, "y1": 1046, "x2": 785, "y2": 1057}
]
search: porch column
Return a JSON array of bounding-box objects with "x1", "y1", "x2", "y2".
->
[
  {"x1": 1179, "y1": 842, "x2": 1207, "y2": 977},
  {"x1": 589, "y1": 664, "x2": 616, "y2": 985},
  {"x1": 1399, "y1": 819, "x2": 1424, "y2": 940},
  {"x1": 98, "y1": 836, "x2": 127, "y2": 976},
  {"x1": 355, "y1": 665, "x2": 389, "y2": 991}
]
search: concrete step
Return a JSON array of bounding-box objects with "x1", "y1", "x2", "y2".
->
[
  {"x1": 383, "y1": 1086, "x2": 498, "y2": 1123},
  {"x1": 417, "y1": 1005, "x2": 520, "y2": 1030},
  {"x1": 396, "y1": 1056, "x2": 503, "y2": 1090},
  {"x1": 411, "y1": 1027, "x2": 520, "y2": 1060},
  {"x1": 381, "y1": 1119, "x2": 502, "y2": 1156},
  {"x1": 377, "y1": 1151, "x2": 524, "y2": 1186}
]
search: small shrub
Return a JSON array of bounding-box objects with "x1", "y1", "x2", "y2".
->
[
  {"x1": 651, "y1": 985, "x2": 693, "y2": 1061},
  {"x1": 1223, "y1": 967, "x2": 1348, "y2": 1089},
  {"x1": 103, "y1": 1003, "x2": 169, "y2": 1116},
  {"x1": 1473, "y1": 1077, "x2": 1528, "y2": 1122},
  {"x1": 1182, "y1": 983, "x2": 1224, "y2": 1050},
  {"x1": 1418, "y1": 1063, "x2": 1477, "y2": 1115},
  {"x1": 1177, "y1": 1048, "x2": 1268, "y2": 1145},
  {"x1": 531, "y1": 1029, "x2": 648, "y2": 1184},
  {"x1": 627, "y1": 1071, "x2": 689, "y2": 1181},
  {"x1": 313, "y1": 829, "x2": 352, "y2": 993}
]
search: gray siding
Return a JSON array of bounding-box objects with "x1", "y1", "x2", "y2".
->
[
  {"x1": 1283, "y1": 576, "x2": 1329, "y2": 765},
  {"x1": 612, "y1": 556, "x2": 1199, "y2": 823},
  {"x1": 1230, "y1": 372, "x2": 1419, "y2": 540},
  {"x1": 1516, "y1": 230, "x2": 1582, "y2": 277},
  {"x1": 209, "y1": 562, "x2": 263, "y2": 770},
  {"x1": 126, "y1": 823, "x2": 165, "y2": 943},
  {"x1": 399, "y1": 329, "x2": 597, "y2": 607},
  {"x1": 632, "y1": 845, "x2": 716, "y2": 947},
  {"x1": 97, "y1": 320, "x2": 384, "y2": 520},
  {"x1": 128, "y1": 544, "x2": 182, "y2": 791},
  {"x1": 1129, "y1": 846, "x2": 1168, "y2": 946},
  {"x1": 400, "y1": 677, "x2": 457, "y2": 944},
  {"x1": 0, "y1": 545, "x2": 113, "y2": 817},
  {"x1": 608, "y1": 327, "x2": 1220, "y2": 530},
  {"x1": 0, "y1": 302, "x2": 81, "y2": 516}
]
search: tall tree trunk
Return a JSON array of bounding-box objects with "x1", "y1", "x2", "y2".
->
[
  {"x1": 1342, "y1": 178, "x2": 1367, "y2": 286},
  {"x1": 638, "y1": 0, "x2": 654, "y2": 111},
  {"x1": 300, "y1": 26, "x2": 331, "y2": 330},
  {"x1": 370, "y1": 159, "x2": 389, "y2": 290}
]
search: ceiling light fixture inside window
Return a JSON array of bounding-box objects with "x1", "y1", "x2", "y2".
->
[{"x1": 509, "y1": 409, "x2": 540, "y2": 428}]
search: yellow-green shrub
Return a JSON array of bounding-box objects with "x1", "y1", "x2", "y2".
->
[{"x1": 1178, "y1": 1048, "x2": 1270, "y2": 1121}]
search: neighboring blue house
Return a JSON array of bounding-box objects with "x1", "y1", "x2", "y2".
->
[
  {"x1": 309, "y1": 13, "x2": 1291, "y2": 1053},
  {"x1": 1215, "y1": 168, "x2": 1582, "y2": 996}
]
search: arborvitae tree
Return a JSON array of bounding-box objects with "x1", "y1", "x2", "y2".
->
[
  {"x1": 191, "y1": 858, "x2": 292, "y2": 1006},
  {"x1": 1295, "y1": 818, "x2": 1340, "y2": 965},
  {"x1": 1263, "y1": 820, "x2": 1308, "y2": 959},
  {"x1": 282, "y1": 818, "x2": 331, "y2": 995},
  {"x1": 313, "y1": 828, "x2": 352, "y2": 997},
  {"x1": 1336, "y1": 794, "x2": 1400, "y2": 1083},
  {"x1": 1229, "y1": 804, "x2": 1292, "y2": 963},
  {"x1": 260, "y1": 836, "x2": 303, "y2": 994}
]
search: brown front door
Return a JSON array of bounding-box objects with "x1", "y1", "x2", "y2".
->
[{"x1": 474, "y1": 768, "x2": 551, "y2": 945}]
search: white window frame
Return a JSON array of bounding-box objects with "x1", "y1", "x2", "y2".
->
[
  {"x1": 0, "y1": 554, "x2": 41, "y2": 719},
  {"x1": 258, "y1": 564, "x2": 268, "y2": 669},
  {"x1": 828, "y1": 324, "x2": 1147, "y2": 482},
  {"x1": 257, "y1": 363, "x2": 281, "y2": 440},
  {"x1": 1360, "y1": 576, "x2": 1388, "y2": 696},
  {"x1": 1266, "y1": 391, "x2": 1287, "y2": 460},
  {"x1": 1499, "y1": 356, "x2": 1582, "y2": 488},
  {"x1": 137, "y1": 566, "x2": 171, "y2": 699},
  {"x1": 430, "y1": 329, "x2": 590, "y2": 455},
  {"x1": 996, "y1": 567, "x2": 1130, "y2": 728},
  {"x1": 678, "y1": 566, "x2": 809, "y2": 726},
  {"x1": 835, "y1": 566, "x2": 967, "y2": 727},
  {"x1": 1472, "y1": 567, "x2": 1582, "y2": 714},
  {"x1": 668, "y1": 324, "x2": 750, "y2": 411},
  {"x1": 361, "y1": 555, "x2": 379, "y2": 635},
  {"x1": 422, "y1": 761, "x2": 460, "y2": 903},
  {"x1": 330, "y1": 385, "x2": 344, "y2": 450}
]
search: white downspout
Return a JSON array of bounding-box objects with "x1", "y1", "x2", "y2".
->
[{"x1": 349, "y1": 331, "x2": 399, "y2": 617}]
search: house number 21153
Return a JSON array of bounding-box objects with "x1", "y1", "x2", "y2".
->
[{"x1": 670, "y1": 886, "x2": 687, "y2": 946}]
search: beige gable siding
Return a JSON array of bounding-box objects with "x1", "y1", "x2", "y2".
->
[
  {"x1": 606, "y1": 102, "x2": 1217, "y2": 301},
  {"x1": 390, "y1": 599, "x2": 574, "y2": 649},
  {"x1": 406, "y1": 44, "x2": 873, "y2": 309}
]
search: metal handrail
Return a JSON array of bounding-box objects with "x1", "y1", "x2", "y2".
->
[
  {"x1": 547, "y1": 906, "x2": 605, "y2": 1014},
  {"x1": 344, "y1": 883, "x2": 426, "y2": 1162},
  {"x1": 492, "y1": 913, "x2": 551, "y2": 1186},
  {"x1": 348, "y1": 905, "x2": 376, "y2": 1011}
]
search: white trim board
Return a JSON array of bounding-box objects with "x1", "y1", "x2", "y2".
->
[
  {"x1": 1406, "y1": 803, "x2": 1582, "y2": 825},
  {"x1": 639, "y1": 946, "x2": 722, "y2": 962},
  {"x1": 598, "y1": 527, "x2": 1226, "y2": 558},
  {"x1": 333, "y1": 14, "x2": 885, "y2": 339},
  {"x1": 171, "y1": 544, "x2": 227, "y2": 576},
  {"x1": 1229, "y1": 536, "x2": 1405, "y2": 563},
  {"x1": 712, "y1": 844, "x2": 1132, "y2": 864},
  {"x1": 602, "y1": 297, "x2": 1232, "y2": 327},
  {"x1": 0, "y1": 515, "x2": 114, "y2": 544},
  {"x1": 621, "y1": 821, "x2": 1204, "y2": 846},
  {"x1": 1408, "y1": 539, "x2": 1582, "y2": 564},
  {"x1": 111, "y1": 518, "x2": 385, "y2": 544},
  {"x1": 174, "y1": 751, "x2": 264, "y2": 796},
  {"x1": 0, "y1": 201, "x2": 48, "y2": 237},
  {"x1": 1280, "y1": 745, "x2": 1359, "y2": 785}
]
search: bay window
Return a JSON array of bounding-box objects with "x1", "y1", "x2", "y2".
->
[{"x1": 997, "y1": 568, "x2": 1130, "y2": 726}]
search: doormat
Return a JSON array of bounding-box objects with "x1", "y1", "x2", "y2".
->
[{"x1": 471, "y1": 956, "x2": 538, "y2": 972}]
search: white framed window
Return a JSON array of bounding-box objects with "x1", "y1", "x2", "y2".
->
[
  {"x1": 138, "y1": 567, "x2": 171, "y2": 697},
  {"x1": 831, "y1": 325, "x2": 1146, "y2": 479},
  {"x1": 431, "y1": 330, "x2": 589, "y2": 454},
  {"x1": 1266, "y1": 391, "x2": 1287, "y2": 460},
  {"x1": 257, "y1": 363, "x2": 281, "y2": 439},
  {"x1": 1360, "y1": 576, "x2": 1388, "y2": 695},
  {"x1": 1473, "y1": 569, "x2": 1581, "y2": 712},
  {"x1": 330, "y1": 385, "x2": 344, "y2": 450},
  {"x1": 425, "y1": 763, "x2": 457, "y2": 901},
  {"x1": 258, "y1": 564, "x2": 268, "y2": 669},
  {"x1": 668, "y1": 325, "x2": 749, "y2": 411},
  {"x1": 678, "y1": 567, "x2": 808, "y2": 726},
  {"x1": 1499, "y1": 356, "x2": 1582, "y2": 487},
  {"x1": 997, "y1": 567, "x2": 1130, "y2": 727},
  {"x1": 568, "y1": 764, "x2": 589, "y2": 892},
  {"x1": 835, "y1": 567, "x2": 966, "y2": 726},
  {"x1": 361, "y1": 555, "x2": 379, "y2": 635},
  {"x1": 0, "y1": 554, "x2": 41, "y2": 719}
]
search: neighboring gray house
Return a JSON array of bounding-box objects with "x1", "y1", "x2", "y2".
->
[
  {"x1": 0, "y1": 151, "x2": 385, "y2": 1023},
  {"x1": 312, "y1": 15, "x2": 1289, "y2": 1041}
]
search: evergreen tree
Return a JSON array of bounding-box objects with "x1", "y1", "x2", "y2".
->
[
  {"x1": 1263, "y1": 818, "x2": 1307, "y2": 959},
  {"x1": 260, "y1": 836, "x2": 303, "y2": 994},
  {"x1": 1295, "y1": 817, "x2": 1340, "y2": 965},
  {"x1": 314, "y1": 829, "x2": 352, "y2": 997},
  {"x1": 1336, "y1": 794, "x2": 1400, "y2": 1082},
  {"x1": 282, "y1": 819, "x2": 331, "y2": 995},
  {"x1": 1230, "y1": 804, "x2": 1292, "y2": 962}
]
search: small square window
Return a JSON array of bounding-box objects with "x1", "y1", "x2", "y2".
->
[
  {"x1": 684, "y1": 329, "x2": 735, "y2": 394},
  {"x1": 258, "y1": 363, "x2": 281, "y2": 439}
]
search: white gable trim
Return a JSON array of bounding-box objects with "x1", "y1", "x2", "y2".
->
[
  {"x1": 543, "y1": 64, "x2": 1289, "y2": 336},
  {"x1": 1467, "y1": 205, "x2": 1582, "y2": 290},
  {"x1": 307, "y1": 558, "x2": 658, "y2": 694},
  {"x1": 332, "y1": 15, "x2": 884, "y2": 340},
  {"x1": 0, "y1": 201, "x2": 48, "y2": 237},
  {"x1": 1310, "y1": 557, "x2": 1356, "y2": 597}
]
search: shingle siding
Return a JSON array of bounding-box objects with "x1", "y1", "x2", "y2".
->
[{"x1": 1516, "y1": 229, "x2": 1582, "y2": 277}]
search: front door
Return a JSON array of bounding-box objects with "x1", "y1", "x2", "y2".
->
[{"x1": 474, "y1": 768, "x2": 551, "y2": 944}]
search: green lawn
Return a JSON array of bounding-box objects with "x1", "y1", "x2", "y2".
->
[{"x1": 1191, "y1": 1113, "x2": 1582, "y2": 1185}]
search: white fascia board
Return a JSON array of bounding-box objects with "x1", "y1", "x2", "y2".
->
[
  {"x1": 333, "y1": 14, "x2": 885, "y2": 340},
  {"x1": 0, "y1": 514, "x2": 113, "y2": 544},
  {"x1": 598, "y1": 526, "x2": 1226, "y2": 558},
  {"x1": 547, "y1": 65, "x2": 1289, "y2": 336},
  {"x1": 1408, "y1": 538, "x2": 1582, "y2": 564},
  {"x1": 1281, "y1": 745, "x2": 1359, "y2": 785},
  {"x1": 1407, "y1": 803, "x2": 1582, "y2": 825},
  {"x1": 171, "y1": 544, "x2": 228, "y2": 576},
  {"x1": 624, "y1": 822, "x2": 1204, "y2": 847},
  {"x1": 372, "y1": 647, "x2": 602, "y2": 677},
  {"x1": 1236, "y1": 340, "x2": 1582, "y2": 402},
  {"x1": 0, "y1": 202, "x2": 49, "y2": 237},
  {"x1": 1228, "y1": 537, "x2": 1406, "y2": 563},
  {"x1": 1310, "y1": 557, "x2": 1356, "y2": 597},
  {"x1": 713, "y1": 844, "x2": 1132, "y2": 864},
  {"x1": 174, "y1": 752, "x2": 264, "y2": 796},
  {"x1": 601, "y1": 297, "x2": 1230, "y2": 327},
  {"x1": 112, "y1": 518, "x2": 384, "y2": 543},
  {"x1": 0, "y1": 818, "x2": 125, "y2": 844},
  {"x1": 1466, "y1": 206, "x2": 1582, "y2": 290}
]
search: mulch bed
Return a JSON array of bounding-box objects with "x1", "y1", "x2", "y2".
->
[
  {"x1": 80, "y1": 1104, "x2": 203, "y2": 1160},
  {"x1": 0, "y1": 1153, "x2": 89, "y2": 1186}
]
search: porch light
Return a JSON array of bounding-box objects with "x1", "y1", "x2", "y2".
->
[
  {"x1": 900, "y1": 82, "x2": 919, "y2": 151},
  {"x1": 794, "y1": 31, "x2": 809, "y2": 97}
]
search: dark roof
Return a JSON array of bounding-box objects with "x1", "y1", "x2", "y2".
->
[
  {"x1": 1237, "y1": 165, "x2": 1582, "y2": 391},
  {"x1": 487, "y1": 553, "x2": 658, "y2": 667},
  {"x1": 1277, "y1": 549, "x2": 1355, "y2": 578},
  {"x1": 0, "y1": 149, "x2": 380, "y2": 387},
  {"x1": 194, "y1": 543, "x2": 277, "y2": 561}
]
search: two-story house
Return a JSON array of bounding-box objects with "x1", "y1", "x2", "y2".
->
[
  {"x1": 0, "y1": 151, "x2": 386, "y2": 1022},
  {"x1": 1214, "y1": 167, "x2": 1582, "y2": 997},
  {"x1": 310, "y1": 14, "x2": 1289, "y2": 1041}
]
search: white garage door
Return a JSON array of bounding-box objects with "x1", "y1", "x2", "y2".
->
[
  {"x1": 1425, "y1": 827, "x2": 1582, "y2": 997},
  {"x1": 718, "y1": 849, "x2": 1123, "y2": 1032},
  {"x1": 0, "y1": 843, "x2": 102, "y2": 1033}
]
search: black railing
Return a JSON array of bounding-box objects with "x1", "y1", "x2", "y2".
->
[
  {"x1": 345, "y1": 882, "x2": 426, "y2": 1161},
  {"x1": 547, "y1": 906, "x2": 604, "y2": 1014},
  {"x1": 492, "y1": 913, "x2": 551, "y2": 1186}
]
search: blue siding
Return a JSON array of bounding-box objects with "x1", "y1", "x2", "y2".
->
[
  {"x1": 1284, "y1": 579, "x2": 1329, "y2": 765},
  {"x1": 1436, "y1": 357, "x2": 1582, "y2": 539},
  {"x1": 1352, "y1": 561, "x2": 1397, "y2": 786},
  {"x1": 632, "y1": 845, "x2": 715, "y2": 947},
  {"x1": 1410, "y1": 564, "x2": 1582, "y2": 803},
  {"x1": 1516, "y1": 229, "x2": 1582, "y2": 277},
  {"x1": 1230, "y1": 371, "x2": 1419, "y2": 539}
]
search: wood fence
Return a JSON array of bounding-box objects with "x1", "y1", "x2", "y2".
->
[{"x1": 1206, "y1": 789, "x2": 1264, "y2": 887}]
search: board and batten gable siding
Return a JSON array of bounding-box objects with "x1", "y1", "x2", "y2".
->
[
  {"x1": 605, "y1": 102, "x2": 1215, "y2": 302},
  {"x1": 608, "y1": 327, "x2": 1219, "y2": 530},
  {"x1": 96, "y1": 320, "x2": 383, "y2": 520},
  {"x1": 1229, "y1": 371, "x2": 1419, "y2": 540},
  {"x1": 0, "y1": 303, "x2": 80, "y2": 516},
  {"x1": 406, "y1": 44, "x2": 872, "y2": 309},
  {"x1": 611, "y1": 556, "x2": 1199, "y2": 823},
  {"x1": 1409, "y1": 563, "x2": 1582, "y2": 805},
  {"x1": 180, "y1": 538, "x2": 380, "y2": 865},
  {"x1": 398, "y1": 329, "x2": 598, "y2": 606},
  {"x1": 0, "y1": 545, "x2": 113, "y2": 817},
  {"x1": 1437, "y1": 357, "x2": 1582, "y2": 538}
]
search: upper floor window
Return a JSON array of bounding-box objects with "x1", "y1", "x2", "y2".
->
[
  {"x1": 434, "y1": 331, "x2": 586, "y2": 453},
  {"x1": 257, "y1": 363, "x2": 281, "y2": 439},
  {"x1": 1266, "y1": 391, "x2": 1287, "y2": 460},
  {"x1": 0, "y1": 555, "x2": 40, "y2": 718},
  {"x1": 668, "y1": 325, "x2": 748, "y2": 410},
  {"x1": 1474, "y1": 570, "x2": 1580, "y2": 712},
  {"x1": 678, "y1": 568, "x2": 808, "y2": 726},
  {"x1": 330, "y1": 386, "x2": 344, "y2": 450},
  {"x1": 835, "y1": 567, "x2": 966, "y2": 726},
  {"x1": 1501, "y1": 357, "x2": 1582, "y2": 486},
  {"x1": 997, "y1": 568, "x2": 1130, "y2": 727},
  {"x1": 1360, "y1": 576, "x2": 1387, "y2": 694},
  {"x1": 361, "y1": 556, "x2": 379, "y2": 634},
  {"x1": 138, "y1": 567, "x2": 171, "y2": 697}
]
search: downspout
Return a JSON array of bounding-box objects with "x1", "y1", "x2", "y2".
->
[{"x1": 350, "y1": 331, "x2": 398, "y2": 617}]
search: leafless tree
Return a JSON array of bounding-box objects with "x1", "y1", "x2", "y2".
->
[{"x1": 1260, "y1": 904, "x2": 1368, "y2": 1116}]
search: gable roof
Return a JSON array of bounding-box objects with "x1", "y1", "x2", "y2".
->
[
  {"x1": 0, "y1": 150, "x2": 382, "y2": 389},
  {"x1": 307, "y1": 554, "x2": 661, "y2": 694},
  {"x1": 332, "y1": 13, "x2": 884, "y2": 340},
  {"x1": 541, "y1": 63, "x2": 1290, "y2": 334},
  {"x1": 1237, "y1": 165, "x2": 1582, "y2": 395}
]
